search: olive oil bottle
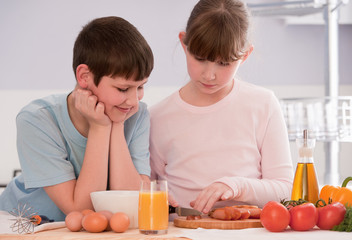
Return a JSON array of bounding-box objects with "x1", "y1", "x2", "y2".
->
[{"x1": 291, "y1": 130, "x2": 319, "y2": 204}]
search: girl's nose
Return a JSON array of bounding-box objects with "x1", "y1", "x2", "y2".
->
[{"x1": 202, "y1": 62, "x2": 216, "y2": 81}]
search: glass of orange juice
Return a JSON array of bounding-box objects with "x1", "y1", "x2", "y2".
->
[{"x1": 138, "y1": 180, "x2": 168, "y2": 234}]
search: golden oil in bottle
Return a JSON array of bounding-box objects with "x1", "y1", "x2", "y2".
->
[{"x1": 291, "y1": 130, "x2": 319, "y2": 204}]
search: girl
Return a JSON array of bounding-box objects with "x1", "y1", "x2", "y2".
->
[{"x1": 149, "y1": 0, "x2": 294, "y2": 214}]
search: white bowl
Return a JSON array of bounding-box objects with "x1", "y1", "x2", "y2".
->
[{"x1": 90, "y1": 190, "x2": 139, "y2": 229}]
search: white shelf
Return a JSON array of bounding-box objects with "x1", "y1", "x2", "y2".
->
[
  {"x1": 248, "y1": 0, "x2": 352, "y2": 24},
  {"x1": 285, "y1": 1, "x2": 352, "y2": 24},
  {"x1": 280, "y1": 96, "x2": 352, "y2": 142}
]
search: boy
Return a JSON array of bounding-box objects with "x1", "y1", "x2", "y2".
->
[{"x1": 0, "y1": 16, "x2": 153, "y2": 221}]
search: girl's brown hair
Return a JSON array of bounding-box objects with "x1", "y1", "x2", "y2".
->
[
  {"x1": 73, "y1": 16, "x2": 154, "y2": 86},
  {"x1": 183, "y1": 0, "x2": 249, "y2": 62}
]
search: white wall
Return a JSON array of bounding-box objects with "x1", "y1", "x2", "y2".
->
[{"x1": 0, "y1": 0, "x2": 351, "y2": 90}]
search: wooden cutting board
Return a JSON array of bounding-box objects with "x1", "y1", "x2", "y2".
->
[{"x1": 174, "y1": 216, "x2": 262, "y2": 230}]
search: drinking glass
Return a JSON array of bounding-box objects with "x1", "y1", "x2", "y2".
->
[{"x1": 138, "y1": 180, "x2": 168, "y2": 234}]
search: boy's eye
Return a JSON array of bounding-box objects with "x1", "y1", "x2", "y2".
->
[{"x1": 117, "y1": 88, "x2": 128, "y2": 92}]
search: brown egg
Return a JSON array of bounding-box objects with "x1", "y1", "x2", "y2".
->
[
  {"x1": 65, "y1": 211, "x2": 83, "y2": 232},
  {"x1": 82, "y1": 212, "x2": 108, "y2": 233},
  {"x1": 81, "y1": 209, "x2": 94, "y2": 216},
  {"x1": 98, "y1": 210, "x2": 113, "y2": 231},
  {"x1": 110, "y1": 212, "x2": 130, "y2": 233}
]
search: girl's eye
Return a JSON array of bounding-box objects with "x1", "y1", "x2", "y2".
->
[
  {"x1": 194, "y1": 56, "x2": 205, "y2": 62},
  {"x1": 138, "y1": 86, "x2": 144, "y2": 90},
  {"x1": 218, "y1": 61, "x2": 230, "y2": 66},
  {"x1": 117, "y1": 88, "x2": 128, "y2": 92}
]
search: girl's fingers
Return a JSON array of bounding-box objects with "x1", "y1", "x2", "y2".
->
[
  {"x1": 221, "y1": 189, "x2": 234, "y2": 200},
  {"x1": 192, "y1": 183, "x2": 234, "y2": 214},
  {"x1": 192, "y1": 187, "x2": 218, "y2": 213},
  {"x1": 192, "y1": 190, "x2": 209, "y2": 212},
  {"x1": 203, "y1": 190, "x2": 223, "y2": 213},
  {"x1": 168, "y1": 194, "x2": 178, "y2": 207}
]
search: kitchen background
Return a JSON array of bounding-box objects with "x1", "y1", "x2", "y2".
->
[{"x1": 0, "y1": 0, "x2": 351, "y2": 191}]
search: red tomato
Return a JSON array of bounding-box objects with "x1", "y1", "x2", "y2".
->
[
  {"x1": 316, "y1": 202, "x2": 346, "y2": 230},
  {"x1": 289, "y1": 203, "x2": 318, "y2": 231},
  {"x1": 260, "y1": 201, "x2": 290, "y2": 232}
]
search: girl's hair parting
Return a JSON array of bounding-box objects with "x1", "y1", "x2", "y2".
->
[{"x1": 183, "y1": 0, "x2": 250, "y2": 62}]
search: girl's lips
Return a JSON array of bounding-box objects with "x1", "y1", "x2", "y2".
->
[{"x1": 201, "y1": 82, "x2": 216, "y2": 88}]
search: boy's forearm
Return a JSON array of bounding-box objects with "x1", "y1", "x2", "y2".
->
[
  {"x1": 109, "y1": 122, "x2": 142, "y2": 190},
  {"x1": 73, "y1": 125, "x2": 111, "y2": 208},
  {"x1": 45, "y1": 125, "x2": 111, "y2": 214}
]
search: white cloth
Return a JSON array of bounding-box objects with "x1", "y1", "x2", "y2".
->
[
  {"x1": 0, "y1": 211, "x2": 65, "y2": 234},
  {"x1": 175, "y1": 227, "x2": 352, "y2": 240}
]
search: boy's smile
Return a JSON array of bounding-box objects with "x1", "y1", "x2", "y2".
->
[
  {"x1": 89, "y1": 75, "x2": 147, "y2": 123},
  {"x1": 116, "y1": 106, "x2": 133, "y2": 113}
]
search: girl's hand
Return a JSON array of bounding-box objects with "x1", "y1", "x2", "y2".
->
[
  {"x1": 190, "y1": 182, "x2": 234, "y2": 214},
  {"x1": 73, "y1": 89, "x2": 111, "y2": 127},
  {"x1": 169, "y1": 193, "x2": 179, "y2": 208}
]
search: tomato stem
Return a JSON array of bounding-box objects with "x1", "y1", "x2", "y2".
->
[
  {"x1": 315, "y1": 199, "x2": 327, "y2": 208},
  {"x1": 282, "y1": 199, "x2": 308, "y2": 208}
]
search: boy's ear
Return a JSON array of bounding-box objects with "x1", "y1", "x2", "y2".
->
[
  {"x1": 179, "y1": 31, "x2": 187, "y2": 51},
  {"x1": 75, "y1": 64, "x2": 91, "y2": 89},
  {"x1": 241, "y1": 44, "x2": 254, "y2": 63}
]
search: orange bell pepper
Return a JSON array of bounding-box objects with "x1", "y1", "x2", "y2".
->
[{"x1": 319, "y1": 177, "x2": 352, "y2": 207}]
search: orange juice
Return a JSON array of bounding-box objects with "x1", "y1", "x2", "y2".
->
[{"x1": 138, "y1": 191, "x2": 168, "y2": 231}]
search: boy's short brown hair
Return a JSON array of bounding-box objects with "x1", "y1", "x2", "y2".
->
[{"x1": 73, "y1": 16, "x2": 154, "y2": 85}]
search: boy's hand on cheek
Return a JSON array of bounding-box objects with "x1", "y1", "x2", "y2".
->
[
  {"x1": 74, "y1": 89, "x2": 111, "y2": 127},
  {"x1": 190, "y1": 182, "x2": 234, "y2": 214}
]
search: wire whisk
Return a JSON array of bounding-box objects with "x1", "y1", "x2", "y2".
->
[{"x1": 8, "y1": 203, "x2": 52, "y2": 234}]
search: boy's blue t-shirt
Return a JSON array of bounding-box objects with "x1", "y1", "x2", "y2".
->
[{"x1": 0, "y1": 93, "x2": 151, "y2": 221}]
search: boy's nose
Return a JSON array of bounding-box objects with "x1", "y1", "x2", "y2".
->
[{"x1": 126, "y1": 89, "x2": 139, "y2": 106}]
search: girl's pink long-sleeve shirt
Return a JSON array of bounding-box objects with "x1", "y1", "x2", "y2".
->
[{"x1": 149, "y1": 80, "x2": 294, "y2": 208}]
